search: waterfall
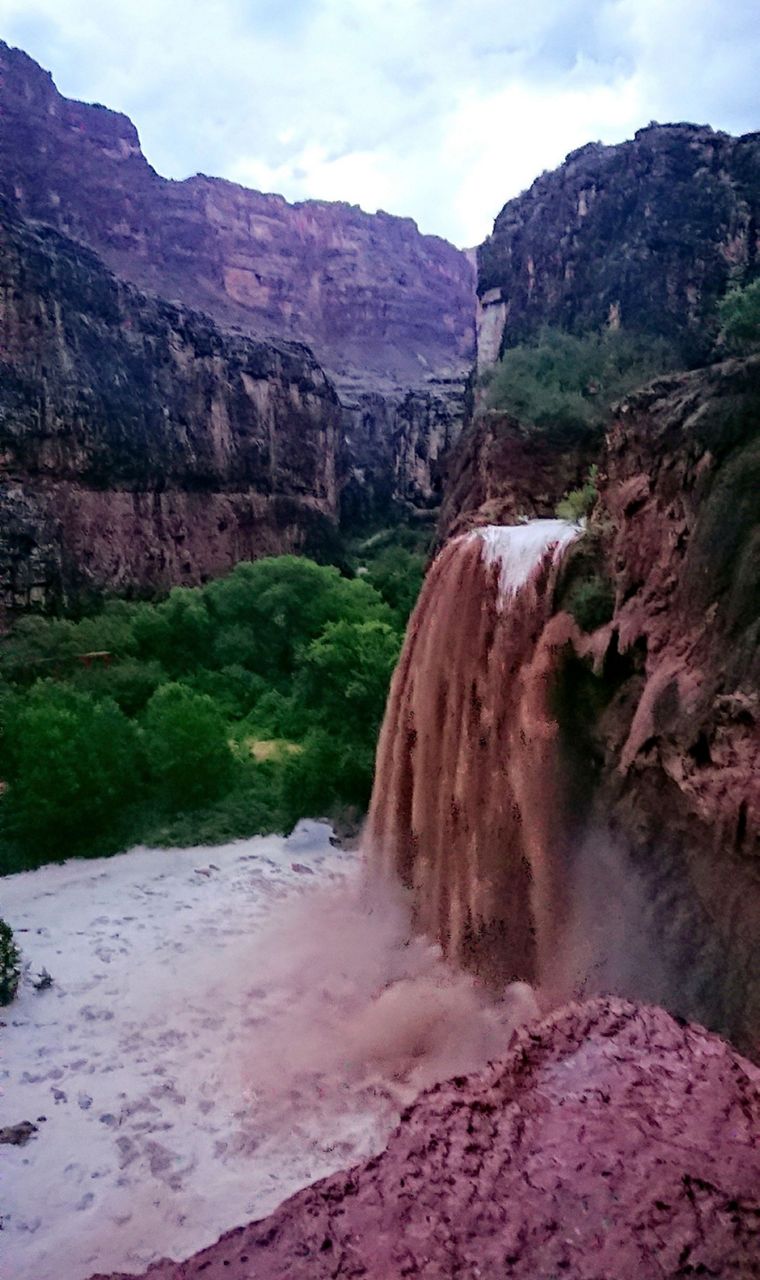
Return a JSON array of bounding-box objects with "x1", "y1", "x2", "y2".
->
[{"x1": 364, "y1": 520, "x2": 579, "y2": 993}]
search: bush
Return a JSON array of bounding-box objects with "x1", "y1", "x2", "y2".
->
[
  {"x1": 483, "y1": 328, "x2": 679, "y2": 440},
  {"x1": 295, "y1": 620, "x2": 401, "y2": 737},
  {"x1": 142, "y1": 683, "x2": 234, "y2": 810},
  {"x1": 555, "y1": 466, "x2": 599, "y2": 522},
  {"x1": 204, "y1": 556, "x2": 392, "y2": 681},
  {"x1": 564, "y1": 575, "x2": 616, "y2": 632},
  {"x1": 0, "y1": 918, "x2": 21, "y2": 1006},
  {"x1": 717, "y1": 279, "x2": 760, "y2": 354}
]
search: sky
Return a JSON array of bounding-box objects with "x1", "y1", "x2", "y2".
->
[{"x1": 1, "y1": 0, "x2": 759, "y2": 247}]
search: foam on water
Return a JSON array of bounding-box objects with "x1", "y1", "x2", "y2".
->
[{"x1": 475, "y1": 519, "x2": 580, "y2": 602}]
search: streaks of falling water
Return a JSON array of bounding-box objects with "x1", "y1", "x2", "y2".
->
[{"x1": 363, "y1": 520, "x2": 580, "y2": 992}]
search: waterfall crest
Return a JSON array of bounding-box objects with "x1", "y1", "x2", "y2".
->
[{"x1": 364, "y1": 520, "x2": 579, "y2": 989}]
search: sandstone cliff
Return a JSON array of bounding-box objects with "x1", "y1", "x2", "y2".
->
[
  {"x1": 91, "y1": 998, "x2": 760, "y2": 1280},
  {"x1": 0, "y1": 198, "x2": 343, "y2": 622},
  {"x1": 476, "y1": 123, "x2": 760, "y2": 371},
  {"x1": 555, "y1": 356, "x2": 760, "y2": 1050},
  {"x1": 0, "y1": 42, "x2": 475, "y2": 519},
  {"x1": 438, "y1": 409, "x2": 593, "y2": 538}
]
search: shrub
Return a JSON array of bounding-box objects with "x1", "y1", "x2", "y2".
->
[
  {"x1": 564, "y1": 574, "x2": 616, "y2": 632},
  {"x1": 295, "y1": 619, "x2": 401, "y2": 737},
  {"x1": 203, "y1": 556, "x2": 392, "y2": 681},
  {"x1": 483, "y1": 328, "x2": 679, "y2": 440},
  {"x1": 142, "y1": 683, "x2": 234, "y2": 810},
  {"x1": 717, "y1": 279, "x2": 760, "y2": 353},
  {"x1": 0, "y1": 918, "x2": 21, "y2": 1006},
  {"x1": 555, "y1": 466, "x2": 600, "y2": 522}
]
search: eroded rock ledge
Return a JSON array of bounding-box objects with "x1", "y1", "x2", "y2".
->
[{"x1": 91, "y1": 997, "x2": 760, "y2": 1280}]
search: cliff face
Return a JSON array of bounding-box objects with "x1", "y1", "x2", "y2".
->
[
  {"x1": 438, "y1": 410, "x2": 593, "y2": 539},
  {"x1": 0, "y1": 42, "x2": 475, "y2": 519},
  {"x1": 91, "y1": 998, "x2": 760, "y2": 1280},
  {"x1": 476, "y1": 123, "x2": 760, "y2": 371},
  {"x1": 561, "y1": 357, "x2": 760, "y2": 1049},
  {"x1": 0, "y1": 199, "x2": 342, "y2": 622}
]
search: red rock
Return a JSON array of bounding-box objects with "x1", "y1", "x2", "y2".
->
[{"x1": 90, "y1": 998, "x2": 760, "y2": 1279}]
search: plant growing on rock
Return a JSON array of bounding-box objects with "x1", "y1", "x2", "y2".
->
[
  {"x1": 555, "y1": 465, "x2": 600, "y2": 522},
  {"x1": 483, "y1": 328, "x2": 679, "y2": 440},
  {"x1": 717, "y1": 279, "x2": 760, "y2": 353},
  {"x1": 0, "y1": 918, "x2": 21, "y2": 1005}
]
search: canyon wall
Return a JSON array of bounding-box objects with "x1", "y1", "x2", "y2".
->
[
  {"x1": 0, "y1": 42, "x2": 475, "y2": 520},
  {"x1": 556, "y1": 356, "x2": 760, "y2": 1051},
  {"x1": 0, "y1": 198, "x2": 343, "y2": 622},
  {"x1": 476, "y1": 123, "x2": 760, "y2": 371}
]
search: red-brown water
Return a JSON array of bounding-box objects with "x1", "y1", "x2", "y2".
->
[{"x1": 364, "y1": 520, "x2": 579, "y2": 992}]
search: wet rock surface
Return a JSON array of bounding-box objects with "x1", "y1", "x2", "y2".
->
[
  {"x1": 0, "y1": 1120, "x2": 39, "y2": 1146},
  {"x1": 91, "y1": 998, "x2": 760, "y2": 1280},
  {"x1": 571, "y1": 357, "x2": 760, "y2": 1055}
]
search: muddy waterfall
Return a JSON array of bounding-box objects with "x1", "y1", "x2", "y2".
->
[{"x1": 365, "y1": 521, "x2": 579, "y2": 996}]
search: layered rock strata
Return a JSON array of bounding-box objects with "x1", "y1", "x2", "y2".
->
[
  {"x1": 0, "y1": 198, "x2": 342, "y2": 622},
  {"x1": 0, "y1": 42, "x2": 475, "y2": 519}
]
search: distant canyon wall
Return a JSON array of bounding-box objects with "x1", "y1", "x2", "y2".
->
[
  {"x1": 0, "y1": 199, "x2": 343, "y2": 622},
  {"x1": 0, "y1": 41, "x2": 475, "y2": 521}
]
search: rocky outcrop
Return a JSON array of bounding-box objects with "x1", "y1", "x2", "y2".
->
[
  {"x1": 0, "y1": 198, "x2": 342, "y2": 622},
  {"x1": 477, "y1": 123, "x2": 760, "y2": 370},
  {"x1": 560, "y1": 357, "x2": 759, "y2": 1046},
  {"x1": 0, "y1": 42, "x2": 475, "y2": 519},
  {"x1": 91, "y1": 997, "x2": 760, "y2": 1280},
  {"x1": 438, "y1": 410, "x2": 593, "y2": 538}
]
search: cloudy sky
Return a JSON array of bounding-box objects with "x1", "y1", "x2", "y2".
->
[{"x1": 1, "y1": 0, "x2": 758, "y2": 246}]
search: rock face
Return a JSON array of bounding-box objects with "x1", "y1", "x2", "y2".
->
[
  {"x1": 90, "y1": 998, "x2": 760, "y2": 1280},
  {"x1": 438, "y1": 410, "x2": 593, "y2": 539},
  {"x1": 0, "y1": 42, "x2": 475, "y2": 519},
  {"x1": 477, "y1": 123, "x2": 760, "y2": 371},
  {"x1": 557, "y1": 356, "x2": 760, "y2": 1053},
  {"x1": 0, "y1": 197, "x2": 342, "y2": 621}
]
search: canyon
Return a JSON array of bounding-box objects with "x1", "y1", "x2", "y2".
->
[
  {"x1": 1, "y1": 36, "x2": 759, "y2": 1280},
  {"x1": 0, "y1": 41, "x2": 475, "y2": 534}
]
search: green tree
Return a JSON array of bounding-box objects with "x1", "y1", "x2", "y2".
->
[
  {"x1": 718, "y1": 279, "x2": 760, "y2": 353},
  {"x1": 5, "y1": 684, "x2": 140, "y2": 856},
  {"x1": 295, "y1": 619, "x2": 401, "y2": 737},
  {"x1": 142, "y1": 683, "x2": 233, "y2": 809},
  {"x1": 204, "y1": 556, "x2": 391, "y2": 681},
  {"x1": 0, "y1": 919, "x2": 21, "y2": 1006},
  {"x1": 364, "y1": 546, "x2": 425, "y2": 622}
]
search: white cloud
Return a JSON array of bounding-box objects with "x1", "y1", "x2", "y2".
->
[{"x1": 0, "y1": 0, "x2": 758, "y2": 245}]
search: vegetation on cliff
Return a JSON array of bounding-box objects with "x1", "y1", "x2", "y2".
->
[
  {"x1": 480, "y1": 328, "x2": 679, "y2": 441},
  {"x1": 0, "y1": 548, "x2": 424, "y2": 873},
  {"x1": 718, "y1": 278, "x2": 760, "y2": 353}
]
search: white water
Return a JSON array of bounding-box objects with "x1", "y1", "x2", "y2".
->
[
  {"x1": 0, "y1": 824, "x2": 534, "y2": 1280},
  {"x1": 475, "y1": 519, "x2": 580, "y2": 602}
]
